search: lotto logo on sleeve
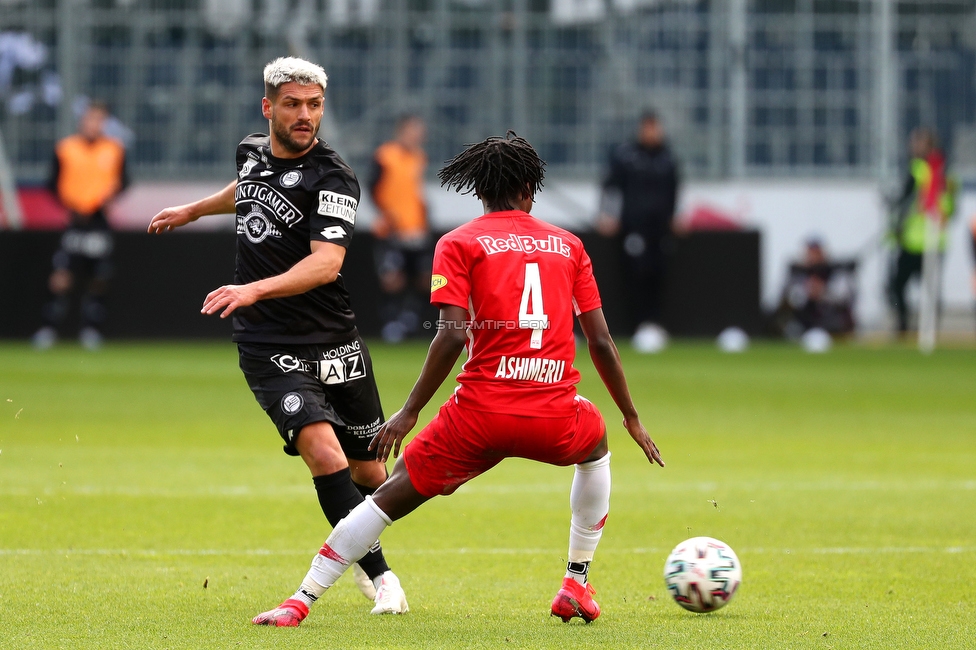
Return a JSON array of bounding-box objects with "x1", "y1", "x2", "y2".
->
[{"x1": 317, "y1": 191, "x2": 358, "y2": 225}]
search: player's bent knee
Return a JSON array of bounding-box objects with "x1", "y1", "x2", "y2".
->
[
  {"x1": 349, "y1": 459, "x2": 388, "y2": 489},
  {"x1": 296, "y1": 422, "x2": 348, "y2": 474}
]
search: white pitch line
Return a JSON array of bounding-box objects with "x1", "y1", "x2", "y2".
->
[
  {"x1": 0, "y1": 485, "x2": 311, "y2": 497},
  {"x1": 735, "y1": 546, "x2": 975, "y2": 555},
  {"x1": 1, "y1": 479, "x2": 974, "y2": 498},
  {"x1": 0, "y1": 546, "x2": 972, "y2": 558},
  {"x1": 458, "y1": 480, "x2": 976, "y2": 494}
]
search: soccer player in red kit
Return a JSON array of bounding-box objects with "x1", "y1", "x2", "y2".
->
[{"x1": 253, "y1": 132, "x2": 664, "y2": 627}]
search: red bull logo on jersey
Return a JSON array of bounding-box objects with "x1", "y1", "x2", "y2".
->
[
  {"x1": 494, "y1": 355, "x2": 566, "y2": 383},
  {"x1": 477, "y1": 234, "x2": 572, "y2": 258}
]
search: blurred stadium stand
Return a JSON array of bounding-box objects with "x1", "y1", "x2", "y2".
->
[
  {"x1": 0, "y1": 1, "x2": 974, "y2": 185},
  {"x1": 1, "y1": 1, "x2": 974, "y2": 336}
]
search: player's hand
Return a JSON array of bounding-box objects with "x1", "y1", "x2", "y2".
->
[
  {"x1": 148, "y1": 205, "x2": 195, "y2": 234},
  {"x1": 201, "y1": 284, "x2": 260, "y2": 318},
  {"x1": 370, "y1": 408, "x2": 418, "y2": 463},
  {"x1": 624, "y1": 416, "x2": 664, "y2": 467}
]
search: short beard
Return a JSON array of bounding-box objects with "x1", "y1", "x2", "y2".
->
[{"x1": 271, "y1": 116, "x2": 318, "y2": 155}]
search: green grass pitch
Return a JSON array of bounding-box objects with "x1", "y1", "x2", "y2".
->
[{"x1": 0, "y1": 340, "x2": 974, "y2": 649}]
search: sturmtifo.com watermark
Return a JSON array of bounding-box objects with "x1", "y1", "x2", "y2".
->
[{"x1": 423, "y1": 319, "x2": 550, "y2": 331}]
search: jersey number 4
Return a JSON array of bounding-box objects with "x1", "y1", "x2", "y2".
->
[{"x1": 518, "y1": 263, "x2": 549, "y2": 349}]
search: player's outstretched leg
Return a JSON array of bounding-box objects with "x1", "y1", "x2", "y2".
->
[
  {"x1": 551, "y1": 452, "x2": 610, "y2": 623},
  {"x1": 251, "y1": 496, "x2": 407, "y2": 626},
  {"x1": 350, "y1": 476, "x2": 390, "y2": 601},
  {"x1": 251, "y1": 599, "x2": 309, "y2": 627},
  {"x1": 312, "y1": 469, "x2": 394, "y2": 602},
  {"x1": 551, "y1": 578, "x2": 601, "y2": 623}
]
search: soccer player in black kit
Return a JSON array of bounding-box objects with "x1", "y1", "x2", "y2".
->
[
  {"x1": 597, "y1": 110, "x2": 680, "y2": 353},
  {"x1": 148, "y1": 57, "x2": 407, "y2": 622}
]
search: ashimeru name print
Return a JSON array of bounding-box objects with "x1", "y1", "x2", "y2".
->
[{"x1": 494, "y1": 355, "x2": 566, "y2": 383}]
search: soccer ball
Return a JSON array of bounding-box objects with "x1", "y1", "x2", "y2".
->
[{"x1": 663, "y1": 536, "x2": 742, "y2": 613}]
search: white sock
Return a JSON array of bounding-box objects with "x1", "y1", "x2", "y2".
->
[
  {"x1": 566, "y1": 452, "x2": 611, "y2": 585},
  {"x1": 291, "y1": 496, "x2": 393, "y2": 607}
]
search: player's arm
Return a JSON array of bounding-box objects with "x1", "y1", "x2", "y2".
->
[
  {"x1": 370, "y1": 304, "x2": 469, "y2": 462},
  {"x1": 367, "y1": 154, "x2": 393, "y2": 238},
  {"x1": 47, "y1": 150, "x2": 61, "y2": 204},
  {"x1": 117, "y1": 151, "x2": 131, "y2": 196},
  {"x1": 147, "y1": 180, "x2": 237, "y2": 233},
  {"x1": 201, "y1": 241, "x2": 345, "y2": 318},
  {"x1": 578, "y1": 307, "x2": 664, "y2": 467},
  {"x1": 666, "y1": 157, "x2": 680, "y2": 231},
  {"x1": 596, "y1": 149, "x2": 624, "y2": 236}
]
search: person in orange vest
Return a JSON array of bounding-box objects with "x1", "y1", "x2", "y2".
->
[
  {"x1": 368, "y1": 114, "x2": 430, "y2": 342},
  {"x1": 33, "y1": 101, "x2": 129, "y2": 350}
]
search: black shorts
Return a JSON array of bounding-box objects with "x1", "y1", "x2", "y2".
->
[{"x1": 238, "y1": 336, "x2": 384, "y2": 459}]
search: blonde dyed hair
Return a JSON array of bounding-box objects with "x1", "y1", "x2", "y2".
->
[{"x1": 263, "y1": 57, "x2": 328, "y2": 100}]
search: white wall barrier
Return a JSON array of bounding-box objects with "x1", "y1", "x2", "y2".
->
[{"x1": 110, "y1": 180, "x2": 976, "y2": 332}]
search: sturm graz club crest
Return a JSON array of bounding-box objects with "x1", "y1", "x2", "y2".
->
[
  {"x1": 281, "y1": 392, "x2": 304, "y2": 415},
  {"x1": 280, "y1": 170, "x2": 303, "y2": 187},
  {"x1": 237, "y1": 206, "x2": 281, "y2": 243}
]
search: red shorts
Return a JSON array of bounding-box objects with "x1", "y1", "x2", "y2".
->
[{"x1": 402, "y1": 395, "x2": 606, "y2": 497}]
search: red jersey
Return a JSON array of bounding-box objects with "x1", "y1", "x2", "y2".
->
[{"x1": 430, "y1": 210, "x2": 602, "y2": 416}]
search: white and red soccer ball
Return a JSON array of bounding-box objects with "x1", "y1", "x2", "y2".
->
[{"x1": 664, "y1": 536, "x2": 742, "y2": 613}]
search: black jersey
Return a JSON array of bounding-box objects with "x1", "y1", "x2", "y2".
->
[{"x1": 232, "y1": 134, "x2": 361, "y2": 344}]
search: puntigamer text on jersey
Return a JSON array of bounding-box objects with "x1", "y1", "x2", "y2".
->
[{"x1": 236, "y1": 181, "x2": 303, "y2": 226}]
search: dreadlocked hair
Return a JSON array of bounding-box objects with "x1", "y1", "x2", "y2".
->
[{"x1": 437, "y1": 131, "x2": 546, "y2": 210}]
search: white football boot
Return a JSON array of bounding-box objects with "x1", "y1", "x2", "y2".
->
[{"x1": 370, "y1": 571, "x2": 409, "y2": 614}]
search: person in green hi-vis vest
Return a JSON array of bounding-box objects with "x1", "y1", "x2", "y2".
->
[
  {"x1": 970, "y1": 215, "x2": 976, "y2": 330},
  {"x1": 888, "y1": 128, "x2": 957, "y2": 334}
]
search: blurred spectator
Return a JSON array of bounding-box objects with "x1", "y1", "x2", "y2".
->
[
  {"x1": 369, "y1": 114, "x2": 431, "y2": 343},
  {"x1": 887, "y1": 127, "x2": 957, "y2": 334},
  {"x1": 32, "y1": 102, "x2": 129, "y2": 350},
  {"x1": 597, "y1": 110, "x2": 680, "y2": 352},
  {"x1": 971, "y1": 215, "x2": 976, "y2": 330},
  {"x1": 0, "y1": 31, "x2": 60, "y2": 115},
  {"x1": 772, "y1": 238, "x2": 856, "y2": 339}
]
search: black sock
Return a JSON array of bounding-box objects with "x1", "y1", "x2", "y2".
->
[{"x1": 312, "y1": 468, "x2": 390, "y2": 580}]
